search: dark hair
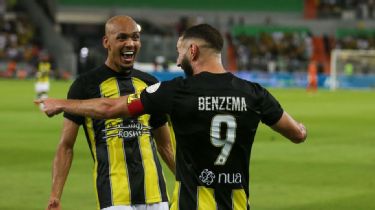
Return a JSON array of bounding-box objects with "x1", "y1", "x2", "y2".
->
[{"x1": 182, "y1": 24, "x2": 223, "y2": 52}]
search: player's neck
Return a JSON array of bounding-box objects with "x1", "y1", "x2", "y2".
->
[{"x1": 193, "y1": 56, "x2": 226, "y2": 75}]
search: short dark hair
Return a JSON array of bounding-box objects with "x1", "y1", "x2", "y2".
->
[{"x1": 182, "y1": 24, "x2": 223, "y2": 53}]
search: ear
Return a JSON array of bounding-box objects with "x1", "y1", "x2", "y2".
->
[
  {"x1": 190, "y1": 44, "x2": 199, "y2": 61},
  {"x1": 102, "y1": 35, "x2": 109, "y2": 49}
]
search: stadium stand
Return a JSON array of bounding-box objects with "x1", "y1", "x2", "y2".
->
[
  {"x1": 0, "y1": 0, "x2": 43, "y2": 78},
  {"x1": 1, "y1": 0, "x2": 374, "y2": 88}
]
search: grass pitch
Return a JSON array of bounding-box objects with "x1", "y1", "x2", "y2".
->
[{"x1": 0, "y1": 79, "x2": 374, "y2": 210}]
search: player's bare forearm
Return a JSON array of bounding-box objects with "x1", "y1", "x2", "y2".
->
[
  {"x1": 36, "y1": 96, "x2": 130, "y2": 119},
  {"x1": 50, "y1": 143, "x2": 73, "y2": 202},
  {"x1": 48, "y1": 120, "x2": 78, "y2": 210},
  {"x1": 153, "y1": 124, "x2": 176, "y2": 175},
  {"x1": 271, "y1": 111, "x2": 307, "y2": 143}
]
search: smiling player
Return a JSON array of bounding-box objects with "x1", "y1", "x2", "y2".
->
[{"x1": 44, "y1": 15, "x2": 175, "y2": 210}]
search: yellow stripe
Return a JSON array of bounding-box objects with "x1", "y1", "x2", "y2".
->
[
  {"x1": 132, "y1": 78, "x2": 162, "y2": 203},
  {"x1": 85, "y1": 117, "x2": 100, "y2": 210},
  {"x1": 170, "y1": 181, "x2": 180, "y2": 210},
  {"x1": 197, "y1": 186, "x2": 216, "y2": 210},
  {"x1": 232, "y1": 189, "x2": 247, "y2": 210},
  {"x1": 100, "y1": 78, "x2": 131, "y2": 205},
  {"x1": 167, "y1": 115, "x2": 176, "y2": 158}
]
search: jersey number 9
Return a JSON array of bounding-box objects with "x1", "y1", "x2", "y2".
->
[{"x1": 210, "y1": 114, "x2": 237, "y2": 165}]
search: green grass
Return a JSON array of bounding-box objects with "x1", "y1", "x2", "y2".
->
[{"x1": 0, "y1": 79, "x2": 374, "y2": 210}]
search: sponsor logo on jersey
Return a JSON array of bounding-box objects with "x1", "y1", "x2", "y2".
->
[
  {"x1": 145, "y1": 82, "x2": 161, "y2": 93},
  {"x1": 102, "y1": 121, "x2": 151, "y2": 140},
  {"x1": 199, "y1": 169, "x2": 242, "y2": 185},
  {"x1": 199, "y1": 169, "x2": 215, "y2": 185}
]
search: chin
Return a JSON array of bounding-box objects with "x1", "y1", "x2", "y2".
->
[
  {"x1": 118, "y1": 65, "x2": 133, "y2": 74},
  {"x1": 121, "y1": 62, "x2": 134, "y2": 69}
]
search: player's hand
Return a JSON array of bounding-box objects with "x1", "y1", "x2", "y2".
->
[
  {"x1": 34, "y1": 98, "x2": 64, "y2": 117},
  {"x1": 46, "y1": 197, "x2": 61, "y2": 210}
]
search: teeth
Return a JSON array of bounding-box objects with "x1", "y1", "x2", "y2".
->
[{"x1": 122, "y1": 51, "x2": 134, "y2": 55}]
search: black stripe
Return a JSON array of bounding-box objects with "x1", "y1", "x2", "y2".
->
[
  {"x1": 88, "y1": 118, "x2": 113, "y2": 209},
  {"x1": 82, "y1": 125, "x2": 95, "y2": 161},
  {"x1": 179, "y1": 183, "x2": 197, "y2": 210},
  {"x1": 124, "y1": 136, "x2": 145, "y2": 204},
  {"x1": 151, "y1": 137, "x2": 169, "y2": 202},
  {"x1": 215, "y1": 189, "x2": 232, "y2": 210},
  {"x1": 96, "y1": 143, "x2": 112, "y2": 209},
  {"x1": 118, "y1": 78, "x2": 147, "y2": 204}
]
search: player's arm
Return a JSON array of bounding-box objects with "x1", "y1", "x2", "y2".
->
[
  {"x1": 35, "y1": 96, "x2": 143, "y2": 119},
  {"x1": 270, "y1": 111, "x2": 307, "y2": 144},
  {"x1": 152, "y1": 123, "x2": 176, "y2": 175},
  {"x1": 47, "y1": 119, "x2": 79, "y2": 210}
]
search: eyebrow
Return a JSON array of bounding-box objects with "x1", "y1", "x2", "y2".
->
[{"x1": 116, "y1": 32, "x2": 140, "y2": 38}]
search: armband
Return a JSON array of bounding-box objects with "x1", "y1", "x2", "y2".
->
[{"x1": 128, "y1": 99, "x2": 144, "y2": 116}]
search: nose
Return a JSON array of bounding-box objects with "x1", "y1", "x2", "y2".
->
[{"x1": 124, "y1": 39, "x2": 135, "y2": 48}]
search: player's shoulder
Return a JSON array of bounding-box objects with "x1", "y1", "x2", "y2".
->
[
  {"x1": 131, "y1": 69, "x2": 160, "y2": 85},
  {"x1": 231, "y1": 74, "x2": 268, "y2": 95},
  {"x1": 68, "y1": 66, "x2": 102, "y2": 91},
  {"x1": 75, "y1": 65, "x2": 102, "y2": 80},
  {"x1": 162, "y1": 75, "x2": 186, "y2": 87}
]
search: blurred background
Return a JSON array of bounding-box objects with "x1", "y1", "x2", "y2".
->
[
  {"x1": 0, "y1": 1, "x2": 375, "y2": 210},
  {"x1": 1, "y1": 0, "x2": 375, "y2": 88}
]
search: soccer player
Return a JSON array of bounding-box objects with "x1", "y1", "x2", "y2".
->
[
  {"x1": 43, "y1": 16, "x2": 175, "y2": 210},
  {"x1": 37, "y1": 24, "x2": 307, "y2": 210},
  {"x1": 35, "y1": 52, "x2": 52, "y2": 102},
  {"x1": 307, "y1": 61, "x2": 318, "y2": 92}
]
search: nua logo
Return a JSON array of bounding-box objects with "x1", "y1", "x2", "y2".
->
[
  {"x1": 199, "y1": 169, "x2": 242, "y2": 185},
  {"x1": 199, "y1": 169, "x2": 215, "y2": 185}
]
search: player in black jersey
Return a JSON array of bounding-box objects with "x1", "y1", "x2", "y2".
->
[
  {"x1": 38, "y1": 24, "x2": 307, "y2": 210},
  {"x1": 42, "y1": 16, "x2": 174, "y2": 210}
]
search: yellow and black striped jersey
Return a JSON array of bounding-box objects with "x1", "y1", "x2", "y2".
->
[
  {"x1": 64, "y1": 65, "x2": 168, "y2": 209},
  {"x1": 36, "y1": 61, "x2": 51, "y2": 83},
  {"x1": 140, "y1": 72, "x2": 284, "y2": 210}
]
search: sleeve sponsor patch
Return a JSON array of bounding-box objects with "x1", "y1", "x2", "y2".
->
[{"x1": 145, "y1": 82, "x2": 161, "y2": 94}]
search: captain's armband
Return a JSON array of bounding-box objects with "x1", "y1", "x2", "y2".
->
[{"x1": 127, "y1": 93, "x2": 144, "y2": 116}]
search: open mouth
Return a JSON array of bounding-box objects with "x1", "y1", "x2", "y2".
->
[{"x1": 121, "y1": 51, "x2": 135, "y2": 63}]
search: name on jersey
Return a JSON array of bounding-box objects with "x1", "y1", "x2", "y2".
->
[{"x1": 198, "y1": 96, "x2": 247, "y2": 111}]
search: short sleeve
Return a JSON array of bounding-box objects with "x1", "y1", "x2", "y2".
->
[
  {"x1": 140, "y1": 79, "x2": 178, "y2": 115},
  {"x1": 63, "y1": 77, "x2": 86, "y2": 125},
  {"x1": 259, "y1": 87, "x2": 284, "y2": 126},
  {"x1": 148, "y1": 114, "x2": 168, "y2": 129}
]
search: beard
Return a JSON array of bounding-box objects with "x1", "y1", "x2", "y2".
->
[
  {"x1": 118, "y1": 65, "x2": 133, "y2": 76},
  {"x1": 181, "y1": 55, "x2": 194, "y2": 77}
]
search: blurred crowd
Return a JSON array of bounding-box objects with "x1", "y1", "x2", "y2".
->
[
  {"x1": 0, "y1": 0, "x2": 53, "y2": 79},
  {"x1": 230, "y1": 26, "x2": 374, "y2": 73},
  {"x1": 233, "y1": 32, "x2": 311, "y2": 72},
  {"x1": 0, "y1": 0, "x2": 374, "y2": 78},
  {"x1": 336, "y1": 34, "x2": 375, "y2": 50},
  {"x1": 317, "y1": 0, "x2": 375, "y2": 19}
]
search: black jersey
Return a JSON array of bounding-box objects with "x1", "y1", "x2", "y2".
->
[
  {"x1": 140, "y1": 72, "x2": 283, "y2": 210},
  {"x1": 64, "y1": 65, "x2": 168, "y2": 209}
]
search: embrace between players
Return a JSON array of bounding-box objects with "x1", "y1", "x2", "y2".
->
[{"x1": 36, "y1": 15, "x2": 307, "y2": 210}]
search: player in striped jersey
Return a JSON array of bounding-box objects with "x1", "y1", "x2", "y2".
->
[
  {"x1": 35, "y1": 52, "x2": 52, "y2": 103},
  {"x1": 43, "y1": 16, "x2": 175, "y2": 210},
  {"x1": 38, "y1": 24, "x2": 307, "y2": 210}
]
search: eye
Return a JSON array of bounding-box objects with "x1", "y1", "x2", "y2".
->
[
  {"x1": 132, "y1": 34, "x2": 140, "y2": 41},
  {"x1": 117, "y1": 34, "x2": 129, "y2": 41}
]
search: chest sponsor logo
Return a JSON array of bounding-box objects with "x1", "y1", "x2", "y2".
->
[{"x1": 102, "y1": 121, "x2": 150, "y2": 140}]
